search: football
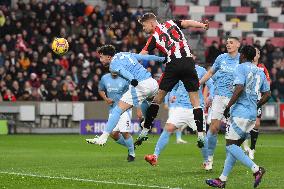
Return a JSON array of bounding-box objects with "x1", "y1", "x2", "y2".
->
[{"x1": 51, "y1": 37, "x2": 69, "y2": 55}]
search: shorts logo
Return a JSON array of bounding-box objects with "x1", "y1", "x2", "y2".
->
[{"x1": 126, "y1": 120, "x2": 130, "y2": 128}]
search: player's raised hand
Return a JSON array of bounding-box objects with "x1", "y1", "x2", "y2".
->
[
  {"x1": 106, "y1": 98, "x2": 114, "y2": 105},
  {"x1": 203, "y1": 20, "x2": 209, "y2": 30}
]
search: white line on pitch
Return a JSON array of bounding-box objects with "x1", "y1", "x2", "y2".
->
[{"x1": 0, "y1": 171, "x2": 181, "y2": 189}]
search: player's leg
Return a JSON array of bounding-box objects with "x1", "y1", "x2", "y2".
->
[
  {"x1": 143, "y1": 89, "x2": 168, "y2": 129},
  {"x1": 143, "y1": 63, "x2": 179, "y2": 133},
  {"x1": 119, "y1": 109, "x2": 135, "y2": 162},
  {"x1": 110, "y1": 131, "x2": 127, "y2": 147},
  {"x1": 176, "y1": 124, "x2": 188, "y2": 144},
  {"x1": 206, "y1": 95, "x2": 230, "y2": 166},
  {"x1": 244, "y1": 108, "x2": 261, "y2": 159},
  {"x1": 249, "y1": 117, "x2": 260, "y2": 159},
  {"x1": 145, "y1": 123, "x2": 176, "y2": 166},
  {"x1": 180, "y1": 57, "x2": 205, "y2": 148},
  {"x1": 121, "y1": 132, "x2": 135, "y2": 162},
  {"x1": 189, "y1": 91, "x2": 205, "y2": 148},
  {"x1": 187, "y1": 109, "x2": 210, "y2": 170},
  {"x1": 90, "y1": 100, "x2": 133, "y2": 145},
  {"x1": 132, "y1": 78, "x2": 160, "y2": 146},
  {"x1": 206, "y1": 118, "x2": 265, "y2": 188}
]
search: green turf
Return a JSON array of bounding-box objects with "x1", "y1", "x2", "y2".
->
[{"x1": 0, "y1": 134, "x2": 283, "y2": 189}]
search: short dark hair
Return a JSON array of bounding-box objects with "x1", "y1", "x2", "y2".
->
[
  {"x1": 227, "y1": 37, "x2": 240, "y2": 41},
  {"x1": 138, "y1": 13, "x2": 156, "y2": 23},
  {"x1": 240, "y1": 45, "x2": 256, "y2": 61},
  {"x1": 98, "y1": 45, "x2": 116, "y2": 56}
]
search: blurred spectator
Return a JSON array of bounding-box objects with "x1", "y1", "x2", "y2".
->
[
  {"x1": 29, "y1": 73, "x2": 41, "y2": 88},
  {"x1": 206, "y1": 41, "x2": 221, "y2": 65},
  {"x1": 0, "y1": 0, "x2": 282, "y2": 102},
  {"x1": 3, "y1": 89, "x2": 16, "y2": 101},
  {"x1": 11, "y1": 80, "x2": 22, "y2": 98},
  {"x1": 38, "y1": 84, "x2": 48, "y2": 100},
  {"x1": 18, "y1": 52, "x2": 30, "y2": 70}
]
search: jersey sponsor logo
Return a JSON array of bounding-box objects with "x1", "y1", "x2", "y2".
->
[{"x1": 220, "y1": 64, "x2": 237, "y2": 73}]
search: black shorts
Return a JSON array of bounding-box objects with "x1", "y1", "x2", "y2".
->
[{"x1": 159, "y1": 57, "x2": 199, "y2": 92}]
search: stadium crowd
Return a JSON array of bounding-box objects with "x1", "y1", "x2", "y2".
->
[{"x1": 0, "y1": 0, "x2": 283, "y2": 102}]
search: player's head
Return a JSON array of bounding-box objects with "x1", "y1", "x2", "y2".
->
[
  {"x1": 253, "y1": 47, "x2": 260, "y2": 65},
  {"x1": 239, "y1": 45, "x2": 256, "y2": 63},
  {"x1": 98, "y1": 45, "x2": 116, "y2": 66},
  {"x1": 139, "y1": 13, "x2": 157, "y2": 33},
  {"x1": 226, "y1": 37, "x2": 240, "y2": 53}
]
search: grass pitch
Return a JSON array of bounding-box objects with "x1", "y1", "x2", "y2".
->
[{"x1": 0, "y1": 134, "x2": 283, "y2": 189}]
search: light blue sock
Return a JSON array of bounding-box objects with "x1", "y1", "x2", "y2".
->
[
  {"x1": 115, "y1": 134, "x2": 127, "y2": 147},
  {"x1": 154, "y1": 130, "x2": 171, "y2": 157},
  {"x1": 141, "y1": 100, "x2": 149, "y2": 118},
  {"x1": 201, "y1": 136, "x2": 209, "y2": 162},
  {"x1": 176, "y1": 130, "x2": 182, "y2": 140},
  {"x1": 221, "y1": 147, "x2": 237, "y2": 177},
  {"x1": 207, "y1": 130, "x2": 217, "y2": 157},
  {"x1": 124, "y1": 136, "x2": 135, "y2": 156},
  {"x1": 105, "y1": 106, "x2": 123, "y2": 133},
  {"x1": 227, "y1": 144, "x2": 255, "y2": 169}
]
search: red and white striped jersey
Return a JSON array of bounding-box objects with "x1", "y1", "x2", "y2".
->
[
  {"x1": 257, "y1": 63, "x2": 271, "y2": 83},
  {"x1": 257, "y1": 63, "x2": 271, "y2": 100},
  {"x1": 143, "y1": 20, "x2": 192, "y2": 62}
]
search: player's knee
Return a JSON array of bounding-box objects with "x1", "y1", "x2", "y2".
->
[
  {"x1": 165, "y1": 123, "x2": 175, "y2": 133},
  {"x1": 117, "y1": 101, "x2": 131, "y2": 112},
  {"x1": 122, "y1": 132, "x2": 130, "y2": 139},
  {"x1": 153, "y1": 91, "x2": 167, "y2": 104},
  {"x1": 111, "y1": 132, "x2": 120, "y2": 140},
  {"x1": 153, "y1": 95, "x2": 163, "y2": 104},
  {"x1": 210, "y1": 120, "x2": 220, "y2": 134}
]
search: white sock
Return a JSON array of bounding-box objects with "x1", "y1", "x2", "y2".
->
[
  {"x1": 251, "y1": 164, "x2": 259, "y2": 173},
  {"x1": 102, "y1": 132, "x2": 110, "y2": 138},
  {"x1": 243, "y1": 140, "x2": 249, "y2": 149},
  {"x1": 141, "y1": 128, "x2": 149, "y2": 135},
  {"x1": 197, "y1": 132, "x2": 204, "y2": 138},
  {"x1": 219, "y1": 174, "x2": 227, "y2": 182},
  {"x1": 208, "y1": 155, "x2": 214, "y2": 162}
]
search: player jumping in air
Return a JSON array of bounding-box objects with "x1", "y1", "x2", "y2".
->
[
  {"x1": 199, "y1": 37, "x2": 240, "y2": 168},
  {"x1": 144, "y1": 63, "x2": 214, "y2": 169},
  {"x1": 86, "y1": 72, "x2": 135, "y2": 162},
  {"x1": 206, "y1": 45, "x2": 271, "y2": 188},
  {"x1": 137, "y1": 13, "x2": 209, "y2": 148},
  {"x1": 87, "y1": 45, "x2": 165, "y2": 146}
]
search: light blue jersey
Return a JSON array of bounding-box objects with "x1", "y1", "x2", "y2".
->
[
  {"x1": 110, "y1": 52, "x2": 165, "y2": 82},
  {"x1": 211, "y1": 53, "x2": 240, "y2": 97},
  {"x1": 165, "y1": 65, "x2": 214, "y2": 109},
  {"x1": 98, "y1": 73, "x2": 129, "y2": 112},
  {"x1": 231, "y1": 62, "x2": 270, "y2": 120}
]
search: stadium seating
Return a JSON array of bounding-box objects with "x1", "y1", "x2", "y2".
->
[{"x1": 172, "y1": 0, "x2": 284, "y2": 47}]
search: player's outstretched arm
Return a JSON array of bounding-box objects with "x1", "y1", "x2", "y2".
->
[
  {"x1": 180, "y1": 20, "x2": 209, "y2": 30},
  {"x1": 132, "y1": 53, "x2": 165, "y2": 62},
  {"x1": 110, "y1": 63, "x2": 135, "y2": 81},
  {"x1": 199, "y1": 68, "x2": 214, "y2": 85},
  {"x1": 140, "y1": 50, "x2": 148, "y2": 55}
]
